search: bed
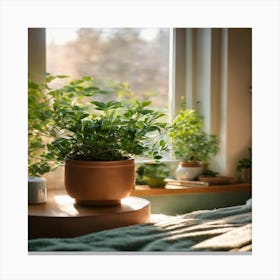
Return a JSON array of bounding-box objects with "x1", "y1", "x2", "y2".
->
[{"x1": 28, "y1": 201, "x2": 252, "y2": 252}]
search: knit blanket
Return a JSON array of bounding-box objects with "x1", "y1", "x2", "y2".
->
[{"x1": 28, "y1": 204, "x2": 251, "y2": 252}]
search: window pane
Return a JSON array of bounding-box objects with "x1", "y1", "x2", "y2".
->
[
  {"x1": 46, "y1": 28, "x2": 170, "y2": 110},
  {"x1": 44, "y1": 28, "x2": 171, "y2": 187}
]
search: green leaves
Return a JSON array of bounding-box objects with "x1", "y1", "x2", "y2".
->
[
  {"x1": 237, "y1": 148, "x2": 252, "y2": 171},
  {"x1": 143, "y1": 162, "x2": 169, "y2": 178},
  {"x1": 83, "y1": 87, "x2": 103, "y2": 96},
  {"x1": 28, "y1": 74, "x2": 106, "y2": 175},
  {"x1": 29, "y1": 74, "x2": 169, "y2": 168},
  {"x1": 91, "y1": 100, "x2": 123, "y2": 110},
  {"x1": 62, "y1": 99, "x2": 167, "y2": 160},
  {"x1": 28, "y1": 162, "x2": 51, "y2": 177},
  {"x1": 169, "y1": 108, "x2": 219, "y2": 163}
]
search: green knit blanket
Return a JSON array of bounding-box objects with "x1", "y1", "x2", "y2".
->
[{"x1": 29, "y1": 204, "x2": 251, "y2": 252}]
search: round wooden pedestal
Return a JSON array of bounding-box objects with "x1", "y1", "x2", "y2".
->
[{"x1": 28, "y1": 189, "x2": 150, "y2": 239}]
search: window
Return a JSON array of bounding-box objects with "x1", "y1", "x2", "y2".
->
[
  {"x1": 34, "y1": 28, "x2": 172, "y2": 187},
  {"x1": 28, "y1": 27, "x2": 252, "y2": 184},
  {"x1": 46, "y1": 28, "x2": 170, "y2": 113}
]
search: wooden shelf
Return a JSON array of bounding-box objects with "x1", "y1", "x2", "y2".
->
[
  {"x1": 28, "y1": 189, "x2": 150, "y2": 239},
  {"x1": 29, "y1": 183, "x2": 251, "y2": 239},
  {"x1": 131, "y1": 183, "x2": 251, "y2": 196}
]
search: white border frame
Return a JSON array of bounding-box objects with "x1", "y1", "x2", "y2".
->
[{"x1": 1, "y1": 1, "x2": 279, "y2": 279}]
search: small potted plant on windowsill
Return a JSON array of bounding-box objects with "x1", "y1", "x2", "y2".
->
[
  {"x1": 168, "y1": 108, "x2": 219, "y2": 181},
  {"x1": 30, "y1": 74, "x2": 168, "y2": 206},
  {"x1": 237, "y1": 148, "x2": 252, "y2": 183},
  {"x1": 137, "y1": 162, "x2": 170, "y2": 188}
]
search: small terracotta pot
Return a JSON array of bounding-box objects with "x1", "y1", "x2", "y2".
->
[{"x1": 65, "y1": 158, "x2": 135, "y2": 206}]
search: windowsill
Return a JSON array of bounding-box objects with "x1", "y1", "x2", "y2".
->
[
  {"x1": 45, "y1": 182, "x2": 251, "y2": 196},
  {"x1": 131, "y1": 183, "x2": 251, "y2": 196}
]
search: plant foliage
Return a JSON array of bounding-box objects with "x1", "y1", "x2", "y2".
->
[
  {"x1": 28, "y1": 78, "x2": 55, "y2": 176},
  {"x1": 237, "y1": 148, "x2": 252, "y2": 171},
  {"x1": 142, "y1": 162, "x2": 169, "y2": 179},
  {"x1": 168, "y1": 108, "x2": 219, "y2": 163},
  {"x1": 28, "y1": 74, "x2": 168, "y2": 176}
]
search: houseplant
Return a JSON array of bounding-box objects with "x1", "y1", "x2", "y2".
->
[
  {"x1": 28, "y1": 78, "x2": 56, "y2": 203},
  {"x1": 29, "y1": 74, "x2": 108, "y2": 203},
  {"x1": 30, "y1": 74, "x2": 168, "y2": 205},
  {"x1": 168, "y1": 108, "x2": 219, "y2": 180},
  {"x1": 28, "y1": 78, "x2": 53, "y2": 177},
  {"x1": 236, "y1": 148, "x2": 252, "y2": 183},
  {"x1": 136, "y1": 162, "x2": 170, "y2": 188}
]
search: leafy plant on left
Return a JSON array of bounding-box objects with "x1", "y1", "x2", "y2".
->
[
  {"x1": 28, "y1": 74, "x2": 107, "y2": 176},
  {"x1": 28, "y1": 74, "x2": 169, "y2": 176},
  {"x1": 28, "y1": 77, "x2": 53, "y2": 176}
]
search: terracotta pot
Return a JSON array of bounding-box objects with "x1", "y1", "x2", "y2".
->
[
  {"x1": 65, "y1": 158, "x2": 135, "y2": 206},
  {"x1": 175, "y1": 161, "x2": 204, "y2": 180}
]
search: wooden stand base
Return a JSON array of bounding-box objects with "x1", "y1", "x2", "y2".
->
[{"x1": 28, "y1": 190, "x2": 150, "y2": 239}]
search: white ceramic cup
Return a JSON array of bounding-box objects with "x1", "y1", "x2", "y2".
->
[{"x1": 28, "y1": 176, "x2": 47, "y2": 204}]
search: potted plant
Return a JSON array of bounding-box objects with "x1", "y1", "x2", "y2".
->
[
  {"x1": 168, "y1": 108, "x2": 219, "y2": 180},
  {"x1": 135, "y1": 164, "x2": 147, "y2": 185},
  {"x1": 136, "y1": 162, "x2": 170, "y2": 188},
  {"x1": 30, "y1": 74, "x2": 168, "y2": 206},
  {"x1": 237, "y1": 148, "x2": 252, "y2": 183}
]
